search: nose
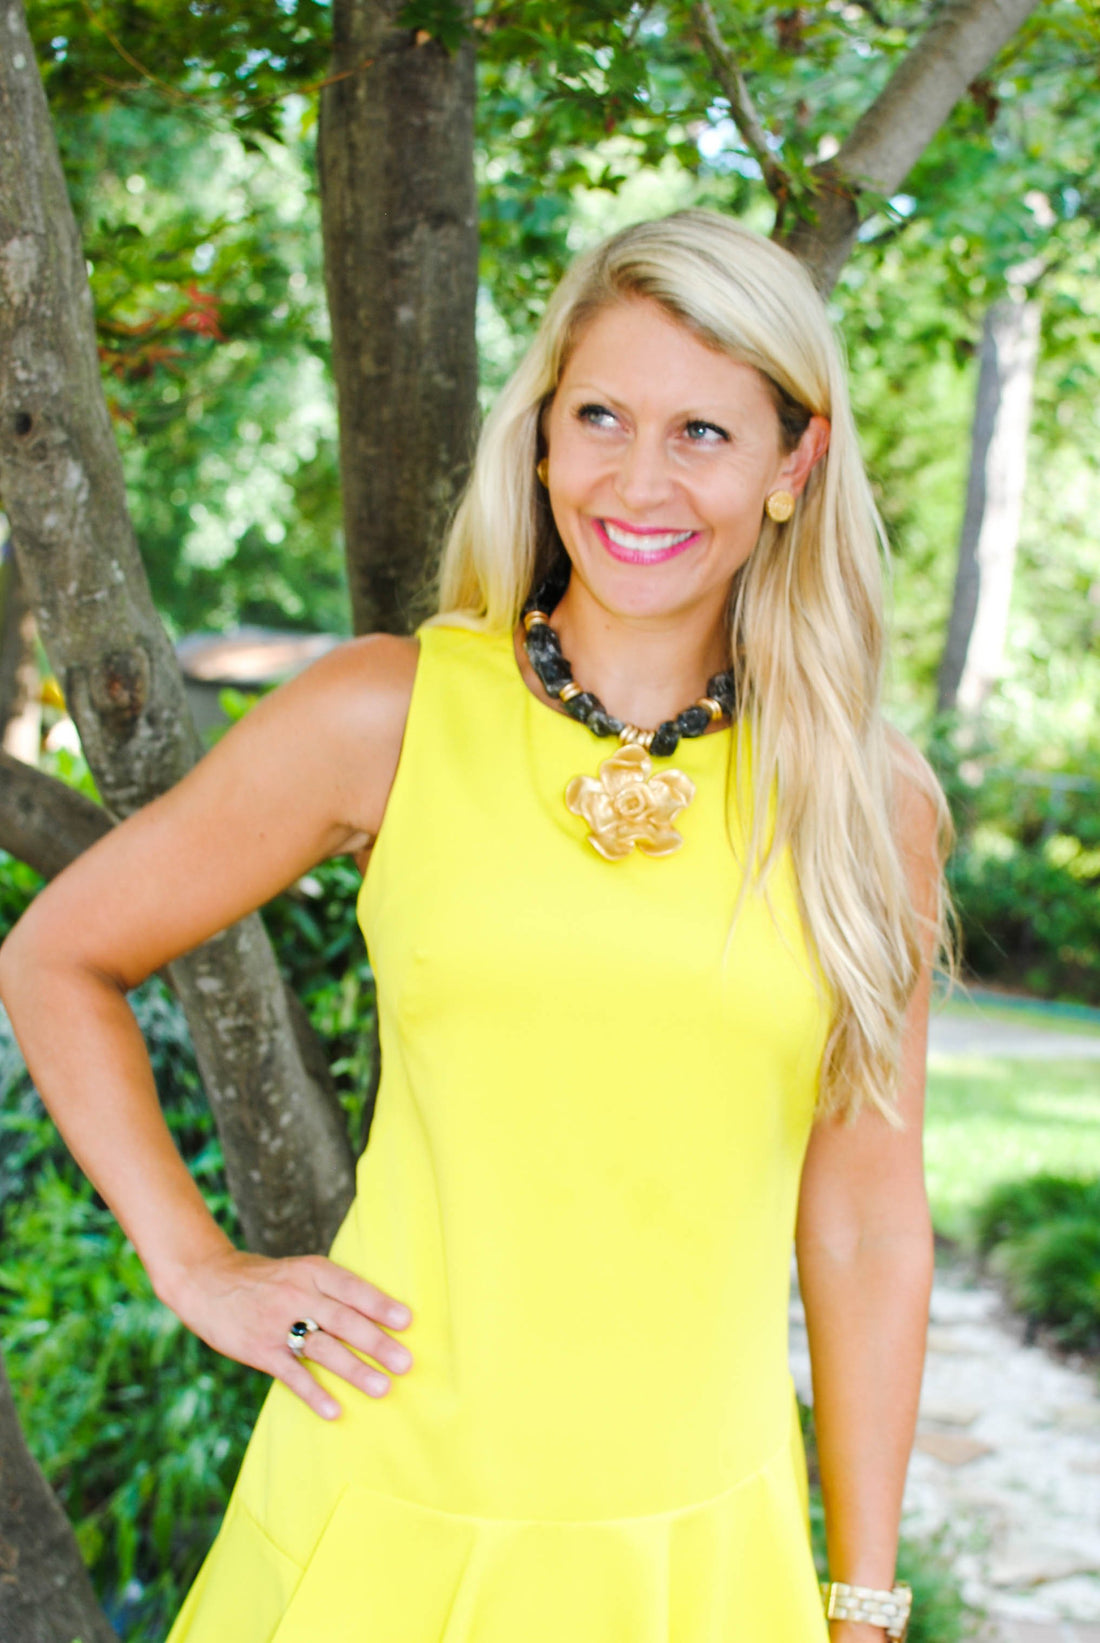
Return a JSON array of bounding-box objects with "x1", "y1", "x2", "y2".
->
[{"x1": 613, "y1": 428, "x2": 676, "y2": 513}]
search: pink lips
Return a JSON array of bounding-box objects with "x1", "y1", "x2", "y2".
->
[{"x1": 593, "y1": 518, "x2": 702, "y2": 566}]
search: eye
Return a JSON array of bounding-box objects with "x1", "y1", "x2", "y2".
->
[
  {"x1": 683, "y1": 419, "x2": 729, "y2": 444},
  {"x1": 576, "y1": 402, "x2": 619, "y2": 429}
]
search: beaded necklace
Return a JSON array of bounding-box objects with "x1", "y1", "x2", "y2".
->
[{"x1": 520, "y1": 572, "x2": 736, "y2": 861}]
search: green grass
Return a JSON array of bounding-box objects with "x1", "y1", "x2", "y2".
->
[{"x1": 924, "y1": 1052, "x2": 1100, "y2": 1243}]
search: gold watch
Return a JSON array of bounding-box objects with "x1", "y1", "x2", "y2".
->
[{"x1": 821, "y1": 1579, "x2": 912, "y2": 1640}]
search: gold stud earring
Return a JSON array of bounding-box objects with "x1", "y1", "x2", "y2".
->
[
  {"x1": 765, "y1": 489, "x2": 796, "y2": 523},
  {"x1": 536, "y1": 458, "x2": 549, "y2": 486}
]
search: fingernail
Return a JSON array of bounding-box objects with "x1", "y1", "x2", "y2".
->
[
  {"x1": 369, "y1": 1373, "x2": 389, "y2": 1395},
  {"x1": 389, "y1": 1304, "x2": 411, "y2": 1326},
  {"x1": 322, "y1": 1400, "x2": 340, "y2": 1420}
]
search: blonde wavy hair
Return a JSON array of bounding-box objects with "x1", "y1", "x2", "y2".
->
[{"x1": 436, "y1": 209, "x2": 952, "y2": 1125}]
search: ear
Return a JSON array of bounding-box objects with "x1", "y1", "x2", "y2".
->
[{"x1": 777, "y1": 415, "x2": 830, "y2": 497}]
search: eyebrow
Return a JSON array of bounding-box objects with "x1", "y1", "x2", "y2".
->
[{"x1": 563, "y1": 382, "x2": 734, "y2": 420}]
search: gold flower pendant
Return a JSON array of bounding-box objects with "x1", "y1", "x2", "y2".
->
[{"x1": 565, "y1": 742, "x2": 695, "y2": 861}]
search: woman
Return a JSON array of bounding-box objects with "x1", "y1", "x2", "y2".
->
[{"x1": 0, "y1": 210, "x2": 949, "y2": 1642}]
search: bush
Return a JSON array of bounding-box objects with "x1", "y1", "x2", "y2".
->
[
  {"x1": 948, "y1": 833, "x2": 1100, "y2": 1003},
  {"x1": 259, "y1": 856, "x2": 378, "y2": 1149},
  {"x1": 0, "y1": 970, "x2": 262, "y2": 1639},
  {"x1": 973, "y1": 1172, "x2": 1100, "y2": 1257},
  {"x1": 0, "y1": 842, "x2": 376, "y2": 1639},
  {"x1": 0, "y1": 1159, "x2": 266, "y2": 1640},
  {"x1": 992, "y1": 1216, "x2": 1100, "y2": 1353},
  {"x1": 929, "y1": 722, "x2": 1100, "y2": 1005},
  {"x1": 972, "y1": 1173, "x2": 1100, "y2": 1354}
]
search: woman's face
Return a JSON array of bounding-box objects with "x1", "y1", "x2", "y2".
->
[{"x1": 542, "y1": 297, "x2": 825, "y2": 631}]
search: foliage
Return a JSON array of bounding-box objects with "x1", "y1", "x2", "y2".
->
[
  {"x1": 0, "y1": 853, "x2": 42, "y2": 948},
  {"x1": 994, "y1": 1216, "x2": 1100, "y2": 1352},
  {"x1": 972, "y1": 1172, "x2": 1100, "y2": 1353},
  {"x1": 974, "y1": 1170, "x2": 1100, "y2": 1255},
  {"x1": 1, "y1": 1165, "x2": 265, "y2": 1640},
  {"x1": 69, "y1": 99, "x2": 344, "y2": 639},
  {"x1": 949, "y1": 833, "x2": 1100, "y2": 1002},
  {"x1": 28, "y1": 2, "x2": 330, "y2": 140},
  {"x1": 0, "y1": 843, "x2": 374, "y2": 1636},
  {"x1": 930, "y1": 724, "x2": 1100, "y2": 1003},
  {"x1": 0, "y1": 960, "x2": 261, "y2": 1639},
  {"x1": 261, "y1": 856, "x2": 378, "y2": 1150}
]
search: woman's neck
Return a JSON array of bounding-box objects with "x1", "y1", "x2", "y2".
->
[{"x1": 547, "y1": 582, "x2": 731, "y2": 731}]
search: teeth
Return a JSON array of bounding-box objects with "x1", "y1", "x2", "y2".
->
[{"x1": 603, "y1": 522, "x2": 696, "y2": 552}]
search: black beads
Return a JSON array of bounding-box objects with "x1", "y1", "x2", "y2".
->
[
  {"x1": 522, "y1": 574, "x2": 736, "y2": 755},
  {"x1": 706, "y1": 671, "x2": 737, "y2": 714},
  {"x1": 588, "y1": 708, "x2": 623, "y2": 737},
  {"x1": 524, "y1": 620, "x2": 560, "y2": 657},
  {"x1": 676, "y1": 704, "x2": 712, "y2": 738},
  {"x1": 650, "y1": 721, "x2": 681, "y2": 758},
  {"x1": 562, "y1": 690, "x2": 600, "y2": 723},
  {"x1": 537, "y1": 654, "x2": 574, "y2": 695}
]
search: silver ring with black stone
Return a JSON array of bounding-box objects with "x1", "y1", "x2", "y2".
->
[{"x1": 286, "y1": 1317, "x2": 321, "y2": 1355}]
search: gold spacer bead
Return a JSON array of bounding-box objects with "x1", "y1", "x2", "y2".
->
[
  {"x1": 559, "y1": 681, "x2": 582, "y2": 703},
  {"x1": 697, "y1": 695, "x2": 724, "y2": 722},
  {"x1": 619, "y1": 724, "x2": 655, "y2": 749},
  {"x1": 523, "y1": 610, "x2": 549, "y2": 632}
]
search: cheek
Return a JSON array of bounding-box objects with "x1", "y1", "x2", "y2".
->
[{"x1": 696, "y1": 474, "x2": 768, "y2": 530}]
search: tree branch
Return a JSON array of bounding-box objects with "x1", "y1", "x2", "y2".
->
[
  {"x1": 689, "y1": 0, "x2": 791, "y2": 205},
  {"x1": 0, "y1": 750, "x2": 110, "y2": 879},
  {"x1": 779, "y1": 0, "x2": 1043, "y2": 289},
  {"x1": 839, "y1": 0, "x2": 1041, "y2": 199}
]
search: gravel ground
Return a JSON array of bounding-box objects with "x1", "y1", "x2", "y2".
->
[{"x1": 790, "y1": 1259, "x2": 1100, "y2": 1643}]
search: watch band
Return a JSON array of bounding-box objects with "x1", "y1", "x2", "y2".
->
[{"x1": 821, "y1": 1579, "x2": 912, "y2": 1639}]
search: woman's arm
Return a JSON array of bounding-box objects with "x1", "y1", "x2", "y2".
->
[
  {"x1": 0, "y1": 634, "x2": 418, "y2": 1420},
  {"x1": 795, "y1": 748, "x2": 942, "y2": 1642}
]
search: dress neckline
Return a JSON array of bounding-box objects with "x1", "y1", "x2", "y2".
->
[{"x1": 506, "y1": 623, "x2": 733, "y2": 746}]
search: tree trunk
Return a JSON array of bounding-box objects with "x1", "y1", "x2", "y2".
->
[
  {"x1": 319, "y1": 0, "x2": 479, "y2": 636},
  {"x1": 0, "y1": 0, "x2": 355, "y2": 1261},
  {"x1": 0, "y1": 551, "x2": 40, "y2": 762},
  {"x1": 0, "y1": 1346, "x2": 120, "y2": 1643},
  {"x1": 777, "y1": 0, "x2": 1043, "y2": 292},
  {"x1": 937, "y1": 296, "x2": 1040, "y2": 715}
]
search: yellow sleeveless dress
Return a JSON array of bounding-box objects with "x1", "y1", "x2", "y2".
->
[{"x1": 166, "y1": 622, "x2": 831, "y2": 1643}]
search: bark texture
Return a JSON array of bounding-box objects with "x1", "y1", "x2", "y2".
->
[
  {"x1": 937, "y1": 297, "x2": 1040, "y2": 714},
  {"x1": 0, "y1": 554, "x2": 39, "y2": 760},
  {"x1": 0, "y1": 748, "x2": 109, "y2": 877},
  {"x1": 777, "y1": 0, "x2": 1043, "y2": 291},
  {"x1": 0, "y1": 0, "x2": 355, "y2": 1257},
  {"x1": 0, "y1": 1346, "x2": 120, "y2": 1643},
  {"x1": 319, "y1": 0, "x2": 479, "y2": 635}
]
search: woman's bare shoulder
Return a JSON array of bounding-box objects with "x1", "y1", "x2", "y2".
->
[
  {"x1": 289, "y1": 633, "x2": 420, "y2": 847},
  {"x1": 307, "y1": 632, "x2": 419, "y2": 735}
]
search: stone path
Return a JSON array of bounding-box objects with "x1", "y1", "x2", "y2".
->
[
  {"x1": 790, "y1": 1260, "x2": 1100, "y2": 1642},
  {"x1": 930, "y1": 1012, "x2": 1100, "y2": 1061}
]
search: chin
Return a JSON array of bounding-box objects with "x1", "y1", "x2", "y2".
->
[{"x1": 574, "y1": 558, "x2": 716, "y2": 623}]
